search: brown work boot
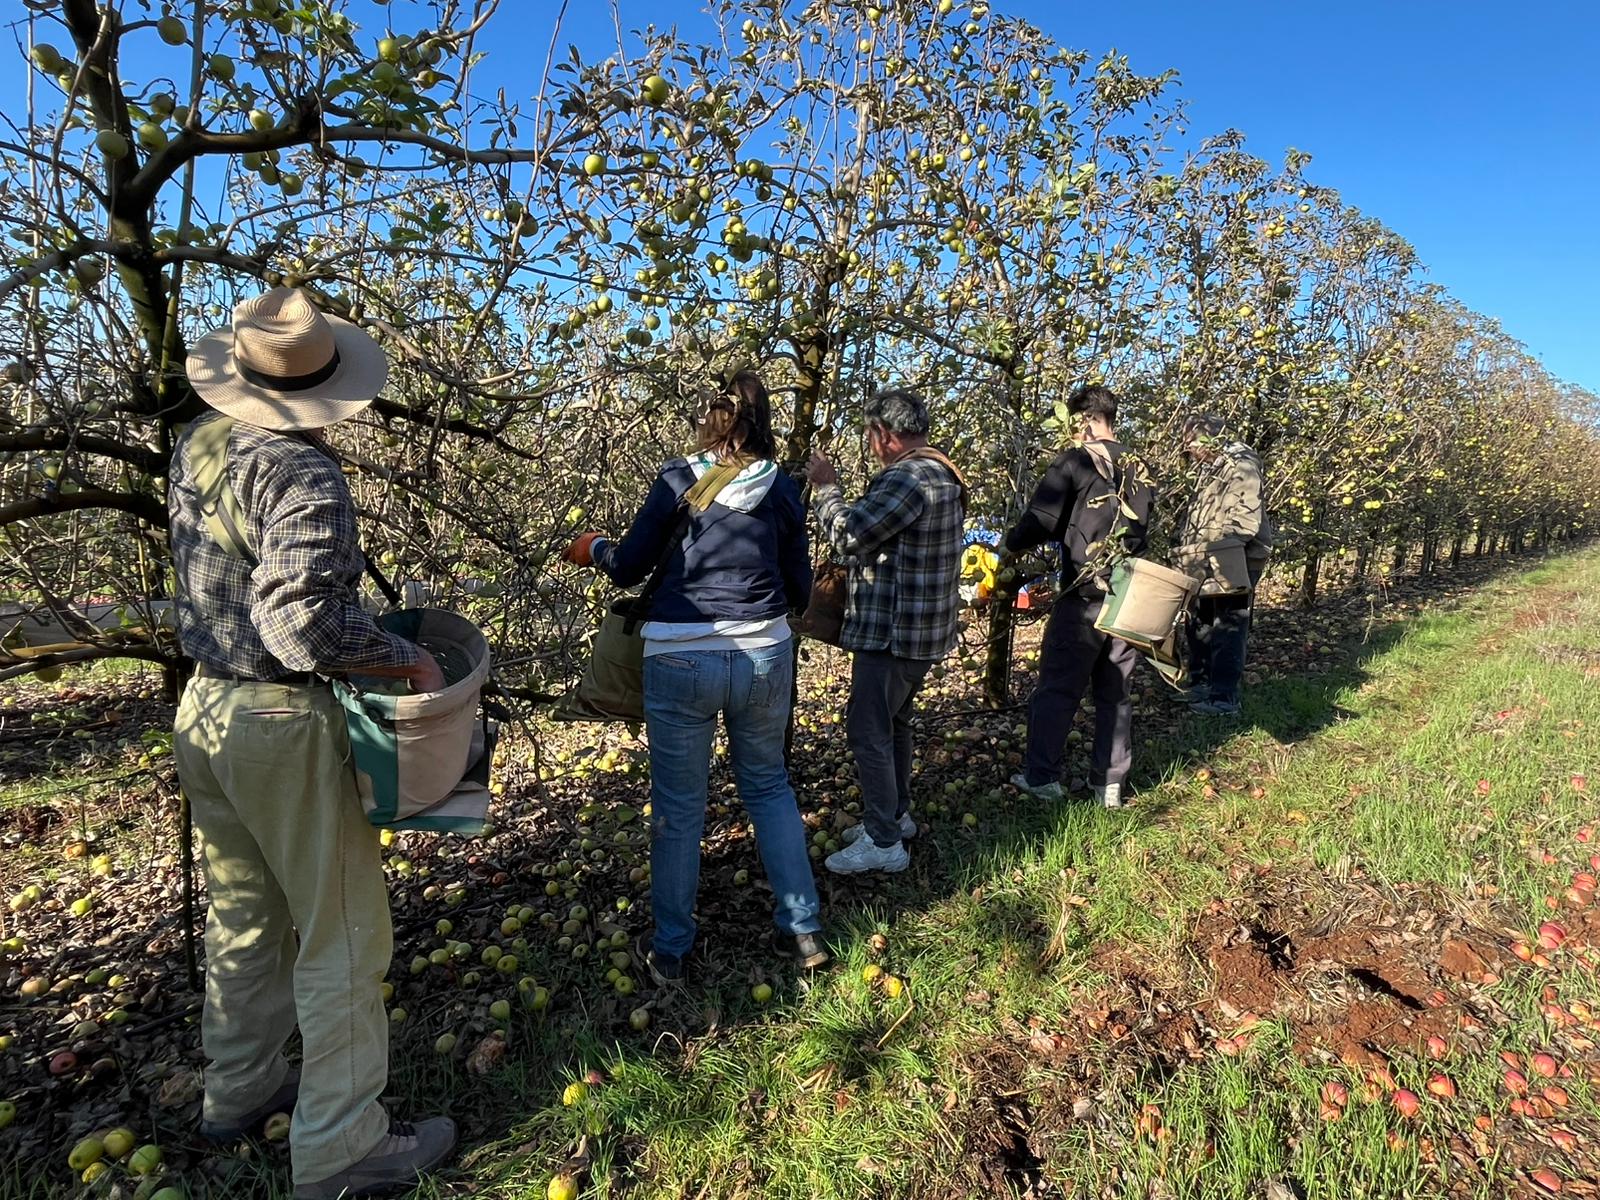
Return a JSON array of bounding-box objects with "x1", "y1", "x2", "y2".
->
[
  {"x1": 774, "y1": 930, "x2": 831, "y2": 971},
  {"x1": 294, "y1": 1116, "x2": 457, "y2": 1199}
]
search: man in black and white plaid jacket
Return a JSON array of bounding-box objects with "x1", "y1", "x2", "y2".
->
[{"x1": 807, "y1": 388, "x2": 966, "y2": 875}]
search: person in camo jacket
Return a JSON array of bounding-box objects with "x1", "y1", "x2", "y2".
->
[{"x1": 1176, "y1": 413, "x2": 1274, "y2": 716}]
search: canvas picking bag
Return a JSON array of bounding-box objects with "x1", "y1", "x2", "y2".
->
[
  {"x1": 557, "y1": 595, "x2": 653, "y2": 722},
  {"x1": 1070, "y1": 441, "x2": 1199, "y2": 685},
  {"x1": 187, "y1": 417, "x2": 497, "y2": 833},
  {"x1": 336, "y1": 608, "x2": 495, "y2": 833},
  {"x1": 793, "y1": 560, "x2": 847, "y2": 645}
]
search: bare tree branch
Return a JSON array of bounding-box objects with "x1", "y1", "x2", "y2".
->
[
  {"x1": 0, "y1": 488, "x2": 166, "y2": 529},
  {"x1": 0, "y1": 429, "x2": 166, "y2": 476}
]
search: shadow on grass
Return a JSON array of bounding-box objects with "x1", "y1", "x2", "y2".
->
[{"x1": 0, "y1": 543, "x2": 1585, "y2": 1198}]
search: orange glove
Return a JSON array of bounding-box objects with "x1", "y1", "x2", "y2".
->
[{"x1": 562, "y1": 531, "x2": 603, "y2": 567}]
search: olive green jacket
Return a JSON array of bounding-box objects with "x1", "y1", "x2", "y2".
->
[{"x1": 1180, "y1": 442, "x2": 1274, "y2": 562}]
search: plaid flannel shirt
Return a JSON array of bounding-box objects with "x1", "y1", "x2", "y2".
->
[
  {"x1": 813, "y1": 455, "x2": 965, "y2": 662},
  {"x1": 167, "y1": 414, "x2": 416, "y2": 680}
]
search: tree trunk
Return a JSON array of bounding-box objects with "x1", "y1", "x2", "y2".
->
[
  {"x1": 982, "y1": 581, "x2": 1019, "y2": 709},
  {"x1": 1352, "y1": 542, "x2": 1372, "y2": 588},
  {"x1": 1299, "y1": 550, "x2": 1321, "y2": 608},
  {"x1": 783, "y1": 319, "x2": 830, "y2": 470},
  {"x1": 982, "y1": 364, "x2": 1028, "y2": 709}
]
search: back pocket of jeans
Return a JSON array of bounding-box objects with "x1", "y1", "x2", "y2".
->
[
  {"x1": 746, "y1": 651, "x2": 790, "y2": 710},
  {"x1": 644, "y1": 654, "x2": 699, "y2": 704}
]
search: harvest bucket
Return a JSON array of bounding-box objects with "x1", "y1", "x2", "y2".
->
[
  {"x1": 1175, "y1": 538, "x2": 1253, "y2": 596},
  {"x1": 338, "y1": 608, "x2": 495, "y2": 834},
  {"x1": 1094, "y1": 558, "x2": 1200, "y2": 646}
]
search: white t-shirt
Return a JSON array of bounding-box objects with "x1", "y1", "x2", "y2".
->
[{"x1": 640, "y1": 615, "x2": 791, "y2": 658}]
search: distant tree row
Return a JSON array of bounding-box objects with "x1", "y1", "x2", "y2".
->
[{"x1": 2, "y1": 0, "x2": 1595, "y2": 690}]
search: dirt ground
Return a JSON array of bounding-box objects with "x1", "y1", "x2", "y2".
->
[{"x1": 2, "y1": 551, "x2": 1596, "y2": 1197}]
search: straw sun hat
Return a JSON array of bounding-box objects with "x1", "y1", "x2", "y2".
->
[{"x1": 186, "y1": 287, "x2": 388, "y2": 431}]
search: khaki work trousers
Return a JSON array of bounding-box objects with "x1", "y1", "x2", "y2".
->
[{"x1": 174, "y1": 675, "x2": 393, "y2": 1187}]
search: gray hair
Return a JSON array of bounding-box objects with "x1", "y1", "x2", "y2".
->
[
  {"x1": 1182, "y1": 413, "x2": 1226, "y2": 443},
  {"x1": 863, "y1": 387, "x2": 929, "y2": 437}
]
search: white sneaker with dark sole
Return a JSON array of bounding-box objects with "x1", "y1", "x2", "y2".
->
[
  {"x1": 824, "y1": 837, "x2": 910, "y2": 875},
  {"x1": 842, "y1": 813, "x2": 917, "y2": 845}
]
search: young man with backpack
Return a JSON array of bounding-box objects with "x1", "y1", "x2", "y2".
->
[{"x1": 1001, "y1": 384, "x2": 1155, "y2": 810}]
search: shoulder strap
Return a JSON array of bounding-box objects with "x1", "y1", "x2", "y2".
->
[
  {"x1": 1066, "y1": 443, "x2": 1146, "y2": 591},
  {"x1": 190, "y1": 416, "x2": 257, "y2": 564},
  {"x1": 1082, "y1": 441, "x2": 1117, "y2": 487},
  {"x1": 189, "y1": 416, "x2": 402, "y2": 612},
  {"x1": 896, "y1": 445, "x2": 969, "y2": 508}
]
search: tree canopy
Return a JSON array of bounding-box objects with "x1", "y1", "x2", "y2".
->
[{"x1": 3, "y1": 0, "x2": 1597, "y2": 689}]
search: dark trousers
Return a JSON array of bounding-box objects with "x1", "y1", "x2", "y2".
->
[
  {"x1": 1023, "y1": 595, "x2": 1138, "y2": 789},
  {"x1": 846, "y1": 651, "x2": 933, "y2": 847},
  {"x1": 1186, "y1": 562, "x2": 1264, "y2": 704}
]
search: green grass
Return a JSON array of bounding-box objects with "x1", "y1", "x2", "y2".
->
[
  {"x1": 396, "y1": 548, "x2": 1600, "y2": 1199},
  {"x1": 5, "y1": 552, "x2": 1598, "y2": 1199}
]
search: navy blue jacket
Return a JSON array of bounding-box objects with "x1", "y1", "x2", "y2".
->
[{"x1": 593, "y1": 456, "x2": 813, "y2": 623}]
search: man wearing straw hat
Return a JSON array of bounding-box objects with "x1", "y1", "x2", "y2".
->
[{"x1": 169, "y1": 288, "x2": 455, "y2": 1198}]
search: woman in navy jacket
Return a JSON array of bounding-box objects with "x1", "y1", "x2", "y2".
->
[{"x1": 563, "y1": 373, "x2": 826, "y2": 980}]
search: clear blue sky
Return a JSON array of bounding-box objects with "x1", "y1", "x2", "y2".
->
[
  {"x1": 9, "y1": 1, "x2": 1593, "y2": 389},
  {"x1": 508, "y1": 0, "x2": 1600, "y2": 392}
]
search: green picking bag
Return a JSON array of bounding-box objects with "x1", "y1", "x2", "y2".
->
[
  {"x1": 556, "y1": 596, "x2": 650, "y2": 722},
  {"x1": 336, "y1": 608, "x2": 496, "y2": 834},
  {"x1": 1094, "y1": 558, "x2": 1199, "y2": 646}
]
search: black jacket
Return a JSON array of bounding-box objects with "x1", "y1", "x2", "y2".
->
[{"x1": 1002, "y1": 440, "x2": 1154, "y2": 596}]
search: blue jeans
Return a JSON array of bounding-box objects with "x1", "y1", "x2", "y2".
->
[{"x1": 642, "y1": 643, "x2": 822, "y2": 959}]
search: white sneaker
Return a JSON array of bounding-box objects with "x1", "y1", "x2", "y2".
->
[
  {"x1": 1009, "y1": 772, "x2": 1063, "y2": 803},
  {"x1": 825, "y1": 836, "x2": 910, "y2": 875},
  {"x1": 1095, "y1": 783, "x2": 1125, "y2": 810},
  {"x1": 842, "y1": 813, "x2": 917, "y2": 845}
]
